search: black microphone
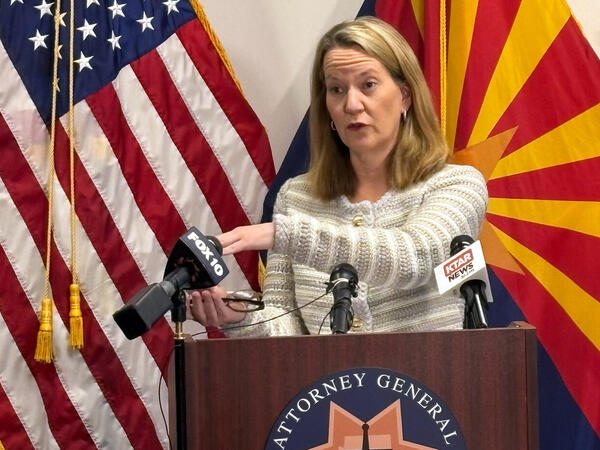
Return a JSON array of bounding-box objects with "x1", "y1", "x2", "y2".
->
[
  {"x1": 327, "y1": 263, "x2": 358, "y2": 334},
  {"x1": 450, "y1": 235, "x2": 489, "y2": 329},
  {"x1": 113, "y1": 227, "x2": 229, "y2": 339}
]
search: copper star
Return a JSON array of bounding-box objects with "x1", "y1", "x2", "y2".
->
[
  {"x1": 310, "y1": 401, "x2": 435, "y2": 450},
  {"x1": 451, "y1": 128, "x2": 524, "y2": 274}
]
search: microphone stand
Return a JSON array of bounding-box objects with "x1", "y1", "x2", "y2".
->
[
  {"x1": 461, "y1": 281, "x2": 488, "y2": 329},
  {"x1": 171, "y1": 290, "x2": 187, "y2": 450}
]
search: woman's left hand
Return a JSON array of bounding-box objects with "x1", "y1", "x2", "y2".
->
[
  {"x1": 186, "y1": 286, "x2": 246, "y2": 326},
  {"x1": 216, "y1": 222, "x2": 275, "y2": 255}
]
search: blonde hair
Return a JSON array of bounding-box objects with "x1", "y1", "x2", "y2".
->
[{"x1": 307, "y1": 16, "x2": 450, "y2": 200}]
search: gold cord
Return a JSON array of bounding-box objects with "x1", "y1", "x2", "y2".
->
[
  {"x1": 68, "y1": 0, "x2": 83, "y2": 349},
  {"x1": 35, "y1": 0, "x2": 63, "y2": 363},
  {"x1": 440, "y1": 0, "x2": 448, "y2": 139},
  {"x1": 69, "y1": 0, "x2": 75, "y2": 284}
]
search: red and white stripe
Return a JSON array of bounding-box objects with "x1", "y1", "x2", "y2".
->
[{"x1": 0, "y1": 16, "x2": 274, "y2": 450}]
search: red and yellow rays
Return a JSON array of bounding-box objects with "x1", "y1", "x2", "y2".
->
[{"x1": 377, "y1": 0, "x2": 600, "y2": 437}]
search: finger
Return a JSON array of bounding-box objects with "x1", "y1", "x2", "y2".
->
[
  {"x1": 214, "y1": 294, "x2": 246, "y2": 324},
  {"x1": 221, "y1": 242, "x2": 239, "y2": 255},
  {"x1": 185, "y1": 292, "x2": 194, "y2": 320},
  {"x1": 205, "y1": 286, "x2": 243, "y2": 324},
  {"x1": 212, "y1": 289, "x2": 234, "y2": 320},
  {"x1": 215, "y1": 229, "x2": 240, "y2": 248},
  {"x1": 201, "y1": 289, "x2": 220, "y2": 327},
  {"x1": 189, "y1": 291, "x2": 207, "y2": 324},
  {"x1": 208, "y1": 285, "x2": 228, "y2": 298}
]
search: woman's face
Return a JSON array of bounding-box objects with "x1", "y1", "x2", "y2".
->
[{"x1": 324, "y1": 46, "x2": 411, "y2": 161}]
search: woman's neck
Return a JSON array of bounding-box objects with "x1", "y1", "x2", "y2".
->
[{"x1": 348, "y1": 154, "x2": 389, "y2": 203}]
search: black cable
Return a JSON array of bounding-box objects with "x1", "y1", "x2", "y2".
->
[
  {"x1": 317, "y1": 311, "x2": 331, "y2": 335},
  {"x1": 158, "y1": 346, "x2": 175, "y2": 450},
  {"x1": 190, "y1": 290, "x2": 330, "y2": 338}
]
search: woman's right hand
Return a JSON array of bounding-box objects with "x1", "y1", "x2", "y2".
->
[
  {"x1": 216, "y1": 222, "x2": 275, "y2": 255},
  {"x1": 187, "y1": 286, "x2": 246, "y2": 327}
]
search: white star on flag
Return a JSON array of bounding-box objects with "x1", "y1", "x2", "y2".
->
[
  {"x1": 108, "y1": 0, "x2": 125, "y2": 18},
  {"x1": 86, "y1": 0, "x2": 100, "y2": 7},
  {"x1": 137, "y1": 12, "x2": 154, "y2": 32},
  {"x1": 58, "y1": 11, "x2": 66, "y2": 26},
  {"x1": 9, "y1": 0, "x2": 24, "y2": 5},
  {"x1": 77, "y1": 19, "x2": 97, "y2": 40},
  {"x1": 34, "y1": 0, "x2": 53, "y2": 18},
  {"x1": 108, "y1": 31, "x2": 122, "y2": 50},
  {"x1": 28, "y1": 30, "x2": 48, "y2": 50},
  {"x1": 75, "y1": 51, "x2": 93, "y2": 71},
  {"x1": 162, "y1": 0, "x2": 179, "y2": 14}
]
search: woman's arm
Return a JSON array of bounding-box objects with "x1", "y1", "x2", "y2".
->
[
  {"x1": 215, "y1": 165, "x2": 487, "y2": 291},
  {"x1": 273, "y1": 165, "x2": 487, "y2": 289},
  {"x1": 221, "y1": 186, "x2": 307, "y2": 337}
]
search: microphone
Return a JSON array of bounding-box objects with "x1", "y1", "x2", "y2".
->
[
  {"x1": 434, "y1": 235, "x2": 491, "y2": 329},
  {"x1": 327, "y1": 263, "x2": 358, "y2": 334},
  {"x1": 113, "y1": 227, "x2": 229, "y2": 339}
]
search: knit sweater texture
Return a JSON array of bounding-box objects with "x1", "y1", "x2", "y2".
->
[{"x1": 224, "y1": 164, "x2": 488, "y2": 337}]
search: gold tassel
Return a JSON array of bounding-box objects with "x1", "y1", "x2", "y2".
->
[
  {"x1": 69, "y1": 284, "x2": 83, "y2": 349},
  {"x1": 257, "y1": 255, "x2": 266, "y2": 292},
  {"x1": 34, "y1": 297, "x2": 53, "y2": 363}
]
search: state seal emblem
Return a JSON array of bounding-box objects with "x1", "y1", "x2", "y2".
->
[{"x1": 266, "y1": 368, "x2": 466, "y2": 450}]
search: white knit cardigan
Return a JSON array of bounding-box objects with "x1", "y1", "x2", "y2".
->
[{"x1": 224, "y1": 164, "x2": 488, "y2": 337}]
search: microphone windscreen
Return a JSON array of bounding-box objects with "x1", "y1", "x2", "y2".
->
[
  {"x1": 164, "y1": 227, "x2": 229, "y2": 289},
  {"x1": 450, "y1": 235, "x2": 474, "y2": 256},
  {"x1": 207, "y1": 235, "x2": 223, "y2": 255},
  {"x1": 329, "y1": 262, "x2": 358, "y2": 283},
  {"x1": 113, "y1": 283, "x2": 173, "y2": 339}
]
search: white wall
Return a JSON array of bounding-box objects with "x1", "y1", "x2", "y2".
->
[
  {"x1": 568, "y1": 0, "x2": 600, "y2": 58},
  {"x1": 200, "y1": 1, "x2": 364, "y2": 169}
]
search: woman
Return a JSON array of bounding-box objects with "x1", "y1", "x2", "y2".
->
[{"x1": 189, "y1": 16, "x2": 488, "y2": 336}]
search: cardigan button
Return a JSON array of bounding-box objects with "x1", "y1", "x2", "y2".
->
[{"x1": 352, "y1": 216, "x2": 364, "y2": 227}]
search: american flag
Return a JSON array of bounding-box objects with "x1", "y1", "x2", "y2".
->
[{"x1": 0, "y1": 0, "x2": 274, "y2": 447}]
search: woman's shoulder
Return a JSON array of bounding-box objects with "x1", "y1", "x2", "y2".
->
[
  {"x1": 274, "y1": 173, "x2": 312, "y2": 212},
  {"x1": 278, "y1": 172, "x2": 312, "y2": 198},
  {"x1": 425, "y1": 163, "x2": 486, "y2": 188},
  {"x1": 436, "y1": 163, "x2": 484, "y2": 178}
]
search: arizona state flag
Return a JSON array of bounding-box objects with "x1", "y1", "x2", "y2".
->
[
  {"x1": 263, "y1": 0, "x2": 600, "y2": 447},
  {"x1": 376, "y1": 0, "x2": 600, "y2": 447}
]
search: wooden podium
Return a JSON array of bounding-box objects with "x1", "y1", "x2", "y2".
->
[{"x1": 169, "y1": 322, "x2": 538, "y2": 449}]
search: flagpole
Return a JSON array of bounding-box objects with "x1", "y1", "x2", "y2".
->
[{"x1": 172, "y1": 292, "x2": 188, "y2": 450}]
